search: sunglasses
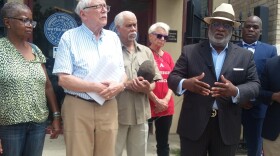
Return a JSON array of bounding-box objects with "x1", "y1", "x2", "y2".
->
[{"x1": 152, "y1": 33, "x2": 168, "y2": 40}]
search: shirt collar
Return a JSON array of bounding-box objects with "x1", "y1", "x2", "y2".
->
[
  {"x1": 81, "y1": 23, "x2": 105, "y2": 40},
  {"x1": 121, "y1": 41, "x2": 141, "y2": 52},
  {"x1": 209, "y1": 43, "x2": 229, "y2": 53},
  {"x1": 242, "y1": 40, "x2": 258, "y2": 47}
]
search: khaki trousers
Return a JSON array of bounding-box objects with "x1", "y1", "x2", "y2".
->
[
  {"x1": 263, "y1": 134, "x2": 280, "y2": 156},
  {"x1": 62, "y1": 95, "x2": 118, "y2": 156},
  {"x1": 115, "y1": 123, "x2": 148, "y2": 156}
]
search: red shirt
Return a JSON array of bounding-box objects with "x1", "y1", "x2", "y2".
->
[{"x1": 150, "y1": 50, "x2": 175, "y2": 117}]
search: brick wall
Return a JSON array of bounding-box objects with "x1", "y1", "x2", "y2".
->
[
  {"x1": 207, "y1": 0, "x2": 280, "y2": 53},
  {"x1": 206, "y1": 0, "x2": 278, "y2": 45},
  {"x1": 230, "y1": 0, "x2": 279, "y2": 47}
]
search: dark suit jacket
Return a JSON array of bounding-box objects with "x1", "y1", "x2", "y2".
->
[
  {"x1": 237, "y1": 41, "x2": 277, "y2": 118},
  {"x1": 167, "y1": 40, "x2": 260, "y2": 145},
  {"x1": 259, "y1": 56, "x2": 280, "y2": 141}
]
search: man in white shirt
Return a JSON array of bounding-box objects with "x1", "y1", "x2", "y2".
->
[{"x1": 53, "y1": 0, "x2": 126, "y2": 155}]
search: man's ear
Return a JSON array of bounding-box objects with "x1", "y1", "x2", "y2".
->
[
  {"x1": 259, "y1": 29, "x2": 262, "y2": 35},
  {"x1": 115, "y1": 25, "x2": 120, "y2": 34},
  {"x1": 3, "y1": 18, "x2": 11, "y2": 28},
  {"x1": 79, "y1": 10, "x2": 86, "y2": 20}
]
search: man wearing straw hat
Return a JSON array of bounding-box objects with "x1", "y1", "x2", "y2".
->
[{"x1": 168, "y1": 3, "x2": 260, "y2": 156}]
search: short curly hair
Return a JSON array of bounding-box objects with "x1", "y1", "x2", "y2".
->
[{"x1": 1, "y1": 2, "x2": 30, "y2": 19}]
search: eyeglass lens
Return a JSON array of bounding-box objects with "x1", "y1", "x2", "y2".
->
[
  {"x1": 211, "y1": 22, "x2": 232, "y2": 30},
  {"x1": 84, "y1": 4, "x2": 110, "y2": 12},
  {"x1": 104, "y1": 5, "x2": 110, "y2": 12},
  {"x1": 23, "y1": 19, "x2": 37, "y2": 28},
  {"x1": 8, "y1": 17, "x2": 37, "y2": 28}
]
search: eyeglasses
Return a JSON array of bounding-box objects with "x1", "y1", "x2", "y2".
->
[
  {"x1": 210, "y1": 21, "x2": 232, "y2": 30},
  {"x1": 83, "y1": 4, "x2": 111, "y2": 12},
  {"x1": 152, "y1": 33, "x2": 168, "y2": 40},
  {"x1": 7, "y1": 17, "x2": 37, "y2": 28}
]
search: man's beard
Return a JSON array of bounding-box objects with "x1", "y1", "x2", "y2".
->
[
  {"x1": 208, "y1": 29, "x2": 232, "y2": 47},
  {"x1": 128, "y1": 32, "x2": 137, "y2": 41}
]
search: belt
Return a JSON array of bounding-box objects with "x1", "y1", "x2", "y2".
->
[
  {"x1": 211, "y1": 109, "x2": 218, "y2": 118},
  {"x1": 66, "y1": 93, "x2": 96, "y2": 103}
]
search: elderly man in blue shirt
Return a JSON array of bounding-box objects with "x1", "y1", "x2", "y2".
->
[{"x1": 52, "y1": 0, "x2": 126, "y2": 156}]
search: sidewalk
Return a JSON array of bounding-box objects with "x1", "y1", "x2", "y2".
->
[
  {"x1": 42, "y1": 134, "x2": 246, "y2": 156},
  {"x1": 43, "y1": 134, "x2": 65, "y2": 156},
  {"x1": 42, "y1": 134, "x2": 180, "y2": 156}
]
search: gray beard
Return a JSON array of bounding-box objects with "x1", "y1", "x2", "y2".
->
[{"x1": 208, "y1": 30, "x2": 232, "y2": 47}]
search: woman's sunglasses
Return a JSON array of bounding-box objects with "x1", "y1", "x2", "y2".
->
[{"x1": 152, "y1": 33, "x2": 169, "y2": 40}]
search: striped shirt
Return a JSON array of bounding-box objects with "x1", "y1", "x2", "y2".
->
[{"x1": 53, "y1": 24, "x2": 125, "y2": 100}]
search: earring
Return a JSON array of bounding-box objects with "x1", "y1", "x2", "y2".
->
[{"x1": 7, "y1": 26, "x2": 10, "y2": 28}]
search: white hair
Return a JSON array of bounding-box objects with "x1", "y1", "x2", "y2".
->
[
  {"x1": 75, "y1": 0, "x2": 94, "y2": 16},
  {"x1": 114, "y1": 11, "x2": 136, "y2": 27},
  {"x1": 148, "y1": 22, "x2": 170, "y2": 34}
]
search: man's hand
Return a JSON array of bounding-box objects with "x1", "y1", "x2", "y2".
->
[
  {"x1": 130, "y1": 77, "x2": 151, "y2": 93},
  {"x1": 99, "y1": 81, "x2": 125, "y2": 100},
  {"x1": 211, "y1": 75, "x2": 237, "y2": 97},
  {"x1": 272, "y1": 92, "x2": 280, "y2": 103},
  {"x1": 182, "y1": 72, "x2": 211, "y2": 96}
]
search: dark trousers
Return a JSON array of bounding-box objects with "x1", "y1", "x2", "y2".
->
[
  {"x1": 148, "y1": 115, "x2": 173, "y2": 156},
  {"x1": 180, "y1": 116, "x2": 238, "y2": 156},
  {"x1": 242, "y1": 111, "x2": 264, "y2": 156}
]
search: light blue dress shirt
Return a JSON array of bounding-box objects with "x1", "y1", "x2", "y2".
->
[
  {"x1": 53, "y1": 24, "x2": 125, "y2": 100},
  {"x1": 176, "y1": 43, "x2": 240, "y2": 109}
]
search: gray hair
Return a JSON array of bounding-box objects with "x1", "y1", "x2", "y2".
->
[
  {"x1": 114, "y1": 11, "x2": 136, "y2": 27},
  {"x1": 1, "y1": 2, "x2": 30, "y2": 19},
  {"x1": 75, "y1": 0, "x2": 94, "y2": 16},
  {"x1": 148, "y1": 22, "x2": 170, "y2": 34}
]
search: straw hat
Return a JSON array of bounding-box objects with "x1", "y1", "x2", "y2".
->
[{"x1": 204, "y1": 3, "x2": 241, "y2": 28}]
